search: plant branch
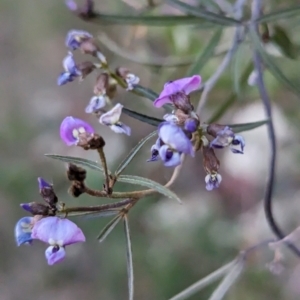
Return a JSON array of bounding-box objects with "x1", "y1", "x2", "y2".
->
[
  {"x1": 251, "y1": 0, "x2": 300, "y2": 258},
  {"x1": 97, "y1": 147, "x2": 112, "y2": 194}
]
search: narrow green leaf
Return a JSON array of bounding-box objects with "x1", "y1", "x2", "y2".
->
[
  {"x1": 208, "y1": 259, "x2": 245, "y2": 300},
  {"x1": 249, "y1": 28, "x2": 300, "y2": 96},
  {"x1": 169, "y1": 260, "x2": 236, "y2": 300},
  {"x1": 166, "y1": 0, "x2": 241, "y2": 26},
  {"x1": 257, "y1": 6, "x2": 300, "y2": 23},
  {"x1": 122, "y1": 107, "x2": 162, "y2": 127},
  {"x1": 124, "y1": 216, "x2": 134, "y2": 300},
  {"x1": 228, "y1": 119, "x2": 269, "y2": 133},
  {"x1": 270, "y1": 25, "x2": 299, "y2": 60},
  {"x1": 187, "y1": 28, "x2": 223, "y2": 76},
  {"x1": 207, "y1": 62, "x2": 253, "y2": 123},
  {"x1": 133, "y1": 84, "x2": 158, "y2": 101},
  {"x1": 92, "y1": 12, "x2": 214, "y2": 26},
  {"x1": 65, "y1": 210, "x2": 120, "y2": 218},
  {"x1": 118, "y1": 175, "x2": 182, "y2": 204},
  {"x1": 97, "y1": 215, "x2": 122, "y2": 242},
  {"x1": 231, "y1": 45, "x2": 245, "y2": 98},
  {"x1": 45, "y1": 154, "x2": 105, "y2": 173},
  {"x1": 116, "y1": 130, "x2": 157, "y2": 176}
]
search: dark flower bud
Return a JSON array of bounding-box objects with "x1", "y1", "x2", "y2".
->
[
  {"x1": 20, "y1": 202, "x2": 55, "y2": 216},
  {"x1": 69, "y1": 181, "x2": 85, "y2": 197},
  {"x1": 116, "y1": 67, "x2": 140, "y2": 91},
  {"x1": 67, "y1": 164, "x2": 87, "y2": 182},
  {"x1": 77, "y1": 61, "x2": 96, "y2": 80},
  {"x1": 202, "y1": 146, "x2": 222, "y2": 191},
  {"x1": 77, "y1": 132, "x2": 106, "y2": 150},
  {"x1": 79, "y1": 39, "x2": 107, "y2": 65},
  {"x1": 38, "y1": 178, "x2": 58, "y2": 207}
]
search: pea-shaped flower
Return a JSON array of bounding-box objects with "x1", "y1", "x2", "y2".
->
[
  {"x1": 57, "y1": 52, "x2": 82, "y2": 86},
  {"x1": 15, "y1": 217, "x2": 33, "y2": 246},
  {"x1": 157, "y1": 122, "x2": 194, "y2": 167},
  {"x1": 31, "y1": 217, "x2": 85, "y2": 265},
  {"x1": 65, "y1": 29, "x2": 93, "y2": 50},
  {"x1": 153, "y1": 75, "x2": 201, "y2": 112},
  {"x1": 99, "y1": 103, "x2": 131, "y2": 135},
  {"x1": 60, "y1": 116, "x2": 94, "y2": 146}
]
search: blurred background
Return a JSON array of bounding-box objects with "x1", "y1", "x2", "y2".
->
[{"x1": 1, "y1": 0, "x2": 300, "y2": 299}]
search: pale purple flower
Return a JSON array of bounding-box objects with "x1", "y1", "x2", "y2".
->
[
  {"x1": 31, "y1": 217, "x2": 85, "y2": 265},
  {"x1": 125, "y1": 73, "x2": 140, "y2": 91},
  {"x1": 153, "y1": 75, "x2": 201, "y2": 109},
  {"x1": 85, "y1": 95, "x2": 107, "y2": 113},
  {"x1": 60, "y1": 116, "x2": 94, "y2": 146},
  {"x1": 99, "y1": 103, "x2": 131, "y2": 135},
  {"x1": 205, "y1": 173, "x2": 222, "y2": 191},
  {"x1": 158, "y1": 122, "x2": 194, "y2": 156},
  {"x1": 57, "y1": 52, "x2": 81, "y2": 86},
  {"x1": 65, "y1": 29, "x2": 93, "y2": 50},
  {"x1": 209, "y1": 126, "x2": 245, "y2": 154},
  {"x1": 15, "y1": 217, "x2": 33, "y2": 246},
  {"x1": 65, "y1": 0, "x2": 78, "y2": 11}
]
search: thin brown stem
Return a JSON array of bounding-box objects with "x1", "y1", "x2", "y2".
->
[{"x1": 97, "y1": 147, "x2": 112, "y2": 194}]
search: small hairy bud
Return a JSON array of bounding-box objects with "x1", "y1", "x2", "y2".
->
[
  {"x1": 20, "y1": 202, "x2": 55, "y2": 216},
  {"x1": 77, "y1": 133, "x2": 106, "y2": 150},
  {"x1": 77, "y1": 61, "x2": 96, "y2": 80},
  {"x1": 67, "y1": 164, "x2": 87, "y2": 182},
  {"x1": 38, "y1": 178, "x2": 58, "y2": 207},
  {"x1": 69, "y1": 181, "x2": 85, "y2": 198}
]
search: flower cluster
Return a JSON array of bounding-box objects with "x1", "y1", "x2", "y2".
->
[
  {"x1": 15, "y1": 178, "x2": 85, "y2": 265},
  {"x1": 57, "y1": 30, "x2": 139, "y2": 135},
  {"x1": 149, "y1": 75, "x2": 245, "y2": 191}
]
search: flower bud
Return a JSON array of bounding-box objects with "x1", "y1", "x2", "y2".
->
[
  {"x1": 116, "y1": 67, "x2": 140, "y2": 91},
  {"x1": 20, "y1": 202, "x2": 54, "y2": 216},
  {"x1": 38, "y1": 178, "x2": 58, "y2": 208},
  {"x1": 69, "y1": 181, "x2": 85, "y2": 197},
  {"x1": 67, "y1": 164, "x2": 87, "y2": 182},
  {"x1": 77, "y1": 61, "x2": 96, "y2": 80}
]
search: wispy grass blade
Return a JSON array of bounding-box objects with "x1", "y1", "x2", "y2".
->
[
  {"x1": 169, "y1": 260, "x2": 236, "y2": 300},
  {"x1": 124, "y1": 216, "x2": 134, "y2": 300},
  {"x1": 97, "y1": 215, "x2": 122, "y2": 242},
  {"x1": 257, "y1": 6, "x2": 300, "y2": 23}
]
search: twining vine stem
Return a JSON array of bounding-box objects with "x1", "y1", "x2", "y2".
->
[{"x1": 251, "y1": 0, "x2": 300, "y2": 257}]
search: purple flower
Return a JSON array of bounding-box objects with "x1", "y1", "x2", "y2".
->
[
  {"x1": 57, "y1": 52, "x2": 81, "y2": 86},
  {"x1": 65, "y1": 30, "x2": 93, "y2": 50},
  {"x1": 85, "y1": 95, "x2": 107, "y2": 114},
  {"x1": 205, "y1": 173, "x2": 222, "y2": 191},
  {"x1": 31, "y1": 217, "x2": 85, "y2": 265},
  {"x1": 184, "y1": 118, "x2": 199, "y2": 133},
  {"x1": 60, "y1": 116, "x2": 94, "y2": 146},
  {"x1": 99, "y1": 103, "x2": 131, "y2": 135},
  {"x1": 38, "y1": 177, "x2": 51, "y2": 190},
  {"x1": 208, "y1": 125, "x2": 245, "y2": 154},
  {"x1": 158, "y1": 122, "x2": 194, "y2": 156},
  {"x1": 153, "y1": 75, "x2": 201, "y2": 109},
  {"x1": 15, "y1": 217, "x2": 33, "y2": 246}
]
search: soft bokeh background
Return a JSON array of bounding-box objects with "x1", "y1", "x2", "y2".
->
[{"x1": 1, "y1": 0, "x2": 300, "y2": 299}]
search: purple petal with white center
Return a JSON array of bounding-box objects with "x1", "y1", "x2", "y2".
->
[
  {"x1": 60, "y1": 116, "x2": 94, "y2": 146},
  {"x1": 230, "y1": 135, "x2": 245, "y2": 154},
  {"x1": 38, "y1": 177, "x2": 51, "y2": 190},
  {"x1": 159, "y1": 145, "x2": 181, "y2": 167},
  {"x1": 85, "y1": 95, "x2": 107, "y2": 113},
  {"x1": 15, "y1": 217, "x2": 33, "y2": 246},
  {"x1": 153, "y1": 75, "x2": 201, "y2": 108},
  {"x1": 65, "y1": 30, "x2": 93, "y2": 50},
  {"x1": 31, "y1": 217, "x2": 85, "y2": 246},
  {"x1": 110, "y1": 123, "x2": 131, "y2": 136},
  {"x1": 99, "y1": 103, "x2": 123, "y2": 125},
  {"x1": 158, "y1": 122, "x2": 194, "y2": 156},
  {"x1": 45, "y1": 246, "x2": 66, "y2": 265},
  {"x1": 205, "y1": 173, "x2": 222, "y2": 191}
]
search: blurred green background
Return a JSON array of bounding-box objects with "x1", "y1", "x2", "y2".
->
[{"x1": 2, "y1": 0, "x2": 300, "y2": 299}]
